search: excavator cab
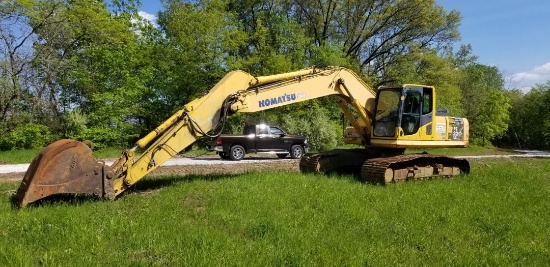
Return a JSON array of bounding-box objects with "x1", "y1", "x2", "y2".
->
[
  {"x1": 372, "y1": 85, "x2": 468, "y2": 148},
  {"x1": 373, "y1": 85, "x2": 427, "y2": 138}
]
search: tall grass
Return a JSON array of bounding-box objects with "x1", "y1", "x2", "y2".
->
[
  {"x1": 0, "y1": 149, "x2": 42, "y2": 164},
  {"x1": 0, "y1": 158, "x2": 549, "y2": 266}
]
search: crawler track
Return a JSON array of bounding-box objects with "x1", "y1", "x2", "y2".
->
[
  {"x1": 299, "y1": 149, "x2": 378, "y2": 175},
  {"x1": 300, "y1": 149, "x2": 470, "y2": 184},
  {"x1": 361, "y1": 154, "x2": 470, "y2": 184}
]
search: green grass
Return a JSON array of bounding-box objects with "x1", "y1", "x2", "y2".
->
[
  {"x1": 1, "y1": 158, "x2": 549, "y2": 266},
  {"x1": 0, "y1": 149, "x2": 42, "y2": 164}
]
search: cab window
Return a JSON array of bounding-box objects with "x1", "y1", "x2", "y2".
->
[{"x1": 422, "y1": 88, "x2": 433, "y2": 115}]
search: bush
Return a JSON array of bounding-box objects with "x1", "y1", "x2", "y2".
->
[
  {"x1": 0, "y1": 123, "x2": 53, "y2": 150},
  {"x1": 75, "y1": 127, "x2": 136, "y2": 150},
  {"x1": 63, "y1": 108, "x2": 88, "y2": 139},
  {"x1": 281, "y1": 107, "x2": 338, "y2": 151}
]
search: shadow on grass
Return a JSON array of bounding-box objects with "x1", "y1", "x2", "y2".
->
[
  {"x1": 13, "y1": 172, "x2": 246, "y2": 209},
  {"x1": 125, "y1": 172, "x2": 245, "y2": 194},
  {"x1": 11, "y1": 194, "x2": 102, "y2": 209}
]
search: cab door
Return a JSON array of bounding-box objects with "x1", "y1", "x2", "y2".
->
[
  {"x1": 372, "y1": 86, "x2": 432, "y2": 139},
  {"x1": 400, "y1": 88, "x2": 422, "y2": 136}
]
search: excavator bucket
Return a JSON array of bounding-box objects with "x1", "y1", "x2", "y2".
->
[{"x1": 12, "y1": 139, "x2": 114, "y2": 208}]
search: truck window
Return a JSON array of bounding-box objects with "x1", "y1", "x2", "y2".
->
[
  {"x1": 243, "y1": 125, "x2": 255, "y2": 135},
  {"x1": 258, "y1": 124, "x2": 269, "y2": 135},
  {"x1": 270, "y1": 127, "x2": 285, "y2": 135}
]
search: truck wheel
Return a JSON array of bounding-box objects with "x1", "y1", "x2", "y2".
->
[
  {"x1": 276, "y1": 153, "x2": 288, "y2": 159},
  {"x1": 219, "y1": 152, "x2": 230, "y2": 160},
  {"x1": 290, "y1": 145, "x2": 304, "y2": 159},
  {"x1": 229, "y1": 145, "x2": 245, "y2": 161}
]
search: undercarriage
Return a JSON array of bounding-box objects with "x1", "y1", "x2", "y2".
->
[{"x1": 299, "y1": 149, "x2": 470, "y2": 184}]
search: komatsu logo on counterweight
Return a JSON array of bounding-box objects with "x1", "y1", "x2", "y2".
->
[{"x1": 258, "y1": 93, "x2": 302, "y2": 108}]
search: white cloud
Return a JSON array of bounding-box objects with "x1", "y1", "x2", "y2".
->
[
  {"x1": 138, "y1": 11, "x2": 157, "y2": 24},
  {"x1": 131, "y1": 11, "x2": 158, "y2": 29},
  {"x1": 533, "y1": 62, "x2": 550, "y2": 75},
  {"x1": 507, "y1": 62, "x2": 550, "y2": 92}
]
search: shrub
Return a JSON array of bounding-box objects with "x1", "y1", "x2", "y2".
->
[
  {"x1": 0, "y1": 123, "x2": 53, "y2": 149},
  {"x1": 63, "y1": 108, "x2": 88, "y2": 139},
  {"x1": 75, "y1": 127, "x2": 135, "y2": 150},
  {"x1": 281, "y1": 108, "x2": 338, "y2": 151}
]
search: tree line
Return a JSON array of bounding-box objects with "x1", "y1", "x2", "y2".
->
[{"x1": 0, "y1": 0, "x2": 548, "y2": 151}]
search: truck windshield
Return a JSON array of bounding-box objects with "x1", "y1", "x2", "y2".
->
[{"x1": 374, "y1": 89, "x2": 401, "y2": 137}]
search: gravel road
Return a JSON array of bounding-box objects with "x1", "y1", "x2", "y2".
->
[
  {"x1": 0, "y1": 156, "x2": 286, "y2": 174},
  {"x1": 0, "y1": 156, "x2": 301, "y2": 183}
]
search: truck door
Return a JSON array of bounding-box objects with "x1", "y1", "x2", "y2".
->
[
  {"x1": 256, "y1": 124, "x2": 271, "y2": 151},
  {"x1": 258, "y1": 126, "x2": 287, "y2": 151}
]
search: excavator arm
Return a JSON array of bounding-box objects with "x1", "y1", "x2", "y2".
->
[{"x1": 13, "y1": 66, "x2": 377, "y2": 207}]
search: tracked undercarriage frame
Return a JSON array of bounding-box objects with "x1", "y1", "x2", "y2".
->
[{"x1": 299, "y1": 149, "x2": 470, "y2": 184}]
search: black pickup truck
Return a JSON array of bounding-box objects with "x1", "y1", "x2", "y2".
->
[{"x1": 211, "y1": 124, "x2": 308, "y2": 160}]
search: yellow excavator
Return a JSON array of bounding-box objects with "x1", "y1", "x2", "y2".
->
[{"x1": 12, "y1": 66, "x2": 469, "y2": 208}]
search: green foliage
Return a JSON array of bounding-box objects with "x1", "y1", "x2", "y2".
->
[
  {"x1": 308, "y1": 43, "x2": 354, "y2": 69},
  {"x1": 224, "y1": 0, "x2": 309, "y2": 73},
  {"x1": 385, "y1": 48, "x2": 465, "y2": 115},
  {"x1": 0, "y1": 123, "x2": 53, "y2": 150},
  {"x1": 280, "y1": 105, "x2": 338, "y2": 151},
  {"x1": 74, "y1": 126, "x2": 137, "y2": 150},
  {"x1": 2, "y1": 0, "x2": 540, "y2": 153},
  {"x1": 158, "y1": 0, "x2": 240, "y2": 101},
  {"x1": 459, "y1": 64, "x2": 510, "y2": 144},
  {"x1": 472, "y1": 88, "x2": 510, "y2": 145},
  {"x1": 498, "y1": 83, "x2": 550, "y2": 149},
  {"x1": 62, "y1": 108, "x2": 88, "y2": 139}
]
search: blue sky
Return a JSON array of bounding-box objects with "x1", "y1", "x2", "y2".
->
[{"x1": 138, "y1": 0, "x2": 550, "y2": 91}]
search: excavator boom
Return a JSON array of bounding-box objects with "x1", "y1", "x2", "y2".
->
[{"x1": 13, "y1": 67, "x2": 357, "y2": 207}]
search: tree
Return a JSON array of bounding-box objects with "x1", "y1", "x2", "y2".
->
[
  {"x1": 28, "y1": 0, "x2": 155, "y2": 146},
  {"x1": 384, "y1": 47, "x2": 464, "y2": 116},
  {"x1": 287, "y1": 0, "x2": 460, "y2": 84},
  {"x1": 0, "y1": 0, "x2": 53, "y2": 128},
  {"x1": 459, "y1": 63, "x2": 510, "y2": 145},
  {"x1": 158, "y1": 0, "x2": 245, "y2": 101},
  {"x1": 500, "y1": 83, "x2": 550, "y2": 149}
]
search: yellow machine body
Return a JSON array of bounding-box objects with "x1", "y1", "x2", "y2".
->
[{"x1": 13, "y1": 67, "x2": 469, "y2": 208}]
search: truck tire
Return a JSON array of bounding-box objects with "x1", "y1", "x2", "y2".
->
[
  {"x1": 290, "y1": 145, "x2": 304, "y2": 159},
  {"x1": 219, "y1": 152, "x2": 230, "y2": 160},
  {"x1": 229, "y1": 145, "x2": 245, "y2": 161},
  {"x1": 276, "y1": 153, "x2": 288, "y2": 159}
]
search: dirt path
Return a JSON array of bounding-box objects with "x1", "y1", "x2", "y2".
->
[{"x1": 0, "y1": 158, "x2": 301, "y2": 183}]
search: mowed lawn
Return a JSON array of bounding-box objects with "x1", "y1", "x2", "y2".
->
[{"x1": 0, "y1": 158, "x2": 549, "y2": 266}]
